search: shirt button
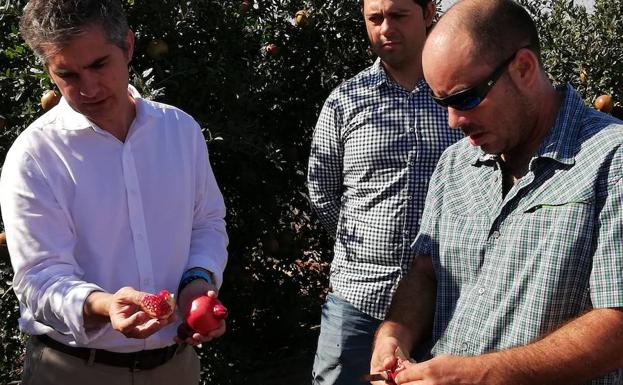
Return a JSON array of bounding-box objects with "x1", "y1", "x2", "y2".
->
[
  {"x1": 407, "y1": 160, "x2": 414, "y2": 166},
  {"x1": 136, "y1": 233, "x2": 144, "y2": 241},
  {"x1": 478, "y1": 287, "x2": 486, "y2": 295},
  {"x1": 129, "y1": 188, "x2": 137, "y2": 194},
  {"x1": 461, "y1": 342, "x2": 469, "y2": 351},
  {"x1": 491, "y1": 231, "x2": 500, "y2": 239},
  {"x1": 143, "y1": 278, "x2": 151, "y2": 285}
]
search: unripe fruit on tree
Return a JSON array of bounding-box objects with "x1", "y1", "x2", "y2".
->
[
  {"x1": 240, "y1": 0, "x2": 251, "y2": 13},
  {"x1": 265, "y1": 43, "x2": 280, "y2": 56},
  {"x1": 146, "y1": 39, "x2": 169, "y2": 60},
  {"x1": 41, "y1": 90, "x2": 60, "y2": 111},
  {"x1": 294, "y1": 10, "x2": 309, "y2": 27},
  {"x1": 594, "y1": 94, "x2": 613, "y2": 113},
  {"x1": 579, "y1": 67, "x2": 587, "y2": 83},
  {"x1": 0, "y1": 232, "x2": 7, "y2": 263},
  {"x1": 186, "y1": 295, "x2": 228, "y2": 335}
]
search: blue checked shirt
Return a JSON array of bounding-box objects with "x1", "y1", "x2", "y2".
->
[
  {"x1": 413, "y1": 85, "x2": 623, "y2": 384},
  {"x1": 308, "y1": 58, "x2": 462, "y2": 319}
]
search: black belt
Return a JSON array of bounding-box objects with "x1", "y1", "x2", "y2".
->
[{"x1": 35, "y1": 334, "x2": 183, "y2": 371}]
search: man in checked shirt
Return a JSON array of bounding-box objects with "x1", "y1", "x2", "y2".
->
[
  {"x1": 307, "y1": 0, "x2": 462, "y2": 383},
  {"x1": 371, "y1": 0, "x2": 623, "y2": 384}
]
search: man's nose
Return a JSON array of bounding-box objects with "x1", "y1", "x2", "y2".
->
[
  {"x1": 79, "y1": 73, "x2": 100, "y2": 98},
  {"x1": 380, "y1": 18, "x2": 394, "y2": 36},
  {"x1": 447, "y1": 107, "x2": 469, "y2": 129}
]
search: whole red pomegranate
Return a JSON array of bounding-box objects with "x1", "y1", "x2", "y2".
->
[{"x1": 185, "y1": 295, "x2": 228, "y2": 335}]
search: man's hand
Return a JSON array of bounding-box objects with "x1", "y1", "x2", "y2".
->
[
  {"x1": 393, "y1": 355, "x2": 488, "y2": 385},
  {"x1": 175, "y1": 279, "x2": 226, "y2": 346},
  {"x1": 370, "y1": 334, "x2": 401, "y2": 377},
  {"x1": 109, "y1": 286, "x2": 176, "y2": 339}
]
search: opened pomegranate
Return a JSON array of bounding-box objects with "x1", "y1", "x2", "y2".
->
[
  {"x1": 185, "y1": 295, "x2": 228, "y2": 335},
  {"x1": 140, "y1": 289, "x2": 175, "y2": 319},
  {"x1": 387, "y1": 362, "x2": 406, "y2": 384}
]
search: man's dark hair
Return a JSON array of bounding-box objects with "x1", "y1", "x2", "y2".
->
[
  {"x1": 360, "y1": 0, "x2": 431, "y2": 9},
  {"x1": 20, "y1": 0, "x2": 129, "y2": 64}
]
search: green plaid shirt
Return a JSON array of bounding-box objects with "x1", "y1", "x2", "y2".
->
[{"x1": 413, "y1": 85, "x2": 623, "y2": 385}]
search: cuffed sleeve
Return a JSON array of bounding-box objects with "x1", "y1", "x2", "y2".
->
[{"x1": 185, "y1": 126, "x2": 228, "y2": 288}]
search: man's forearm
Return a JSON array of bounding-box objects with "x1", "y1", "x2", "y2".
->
[
  {"x1": 389, "y1": 254, "x2": 437, "y2": 347},
  {"x1": 482, "y1": 307, "x2": 623, "y2": 385},
  {"x1": 83, "y1": 291, "x2": 113, "y2": 329},
  {"x1": 382, "y1": 254, "x2": 437, "y2": 350},
  {"x1": 394, "y1": 309, "x2": 623, "y2": 385},
  {"x1": 371, "y1": 255, "x2": 437, "y2": 373}
]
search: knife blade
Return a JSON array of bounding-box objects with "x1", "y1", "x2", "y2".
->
[
  {"x1": 360, "y1": 371, "x2": 392, "y2": 383},
  {"x1": 395, "y1": 346, "x2": 414, "y2": 362},
  {"x1": 361, "y1": 372, "x2": 389, "y2": 382}
]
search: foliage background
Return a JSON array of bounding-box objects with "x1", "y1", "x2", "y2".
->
[{"x1": 0, "y1": 0, "x2": 621, "y2": 384}]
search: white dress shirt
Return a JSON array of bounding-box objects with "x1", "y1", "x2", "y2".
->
[{"x1": 0, "y1": 86, "x2": 228, "y2": 352}]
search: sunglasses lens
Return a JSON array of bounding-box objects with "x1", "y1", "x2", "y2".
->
[
  {"x1": 455, "y1": 95, "x2": 482, "y2": 111},
  {"x1": 432, "y1": 93, "x2": 483, "y2": 111}
]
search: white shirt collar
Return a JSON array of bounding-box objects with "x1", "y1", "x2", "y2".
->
[{"x1": 56, "y1": 85, "x2": 153, "y2": 131}]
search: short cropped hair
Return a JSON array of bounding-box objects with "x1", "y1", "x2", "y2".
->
[
  {"x1": 361, "y1": 0, "x2": 431, "y2": 10},
  {"x1": 449, "y1": 0, "x2": 541, "y2": 65},
  {"x1": 20, "y1": 0, "x2": 129, "y2": 64}
]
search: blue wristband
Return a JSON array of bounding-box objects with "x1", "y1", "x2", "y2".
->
[{"x1": 178, "y1": 269, "x2": 214, "y2": 294}]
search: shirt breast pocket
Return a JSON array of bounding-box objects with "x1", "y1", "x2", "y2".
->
[
  {"x1": 523, "y1": 198, "x2": 595, "y2": 236},
  {"x1": 520, "y1": 198, "x2": 595, "y2": 275}
]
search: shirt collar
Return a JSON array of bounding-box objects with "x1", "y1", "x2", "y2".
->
[
  {"x1": 472, "y1": 84, "x2": 584, "y2": 167},
  {"x1": 369, "y1": 58, "x2": 389, "y2": 89},
  {"x1": 57, "y1": 85, "x2": 156, "y2": 131},
  {"x1": 368, "y1": 58, "x2": 429, "y2": 93},
  {"x1": 534, "y1": 84, "x2": 584, "y2": 165}
]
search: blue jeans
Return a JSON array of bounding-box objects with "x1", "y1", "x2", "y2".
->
[{"x1": 312, "y1": 293, "x2": 382, "y2": 385}]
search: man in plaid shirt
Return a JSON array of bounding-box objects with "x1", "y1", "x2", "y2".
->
[
  {"x1": 371, "y1": 0, "x2": 623, "y2": 384},
  {"x1": 307, "y1": 0, "x2": 462, "y2": 383}
]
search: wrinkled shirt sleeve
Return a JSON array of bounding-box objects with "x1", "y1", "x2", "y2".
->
[
  {"x1": 0, "y1": 149, "x2": 106, "y2": 344},
  {"x1": 589, "y1": 146, "x2": 623, "y2": 308},
  {"x1": 307, "y1": 97, "x2": 344, "y2": 236},
  {"x1": 184, "y1": 125, "x2": 228, "y2": 288}
]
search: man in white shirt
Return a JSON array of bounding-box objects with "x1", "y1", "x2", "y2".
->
[{"x1": 0, "y1": 1, "x2": 228, "y2": 384}]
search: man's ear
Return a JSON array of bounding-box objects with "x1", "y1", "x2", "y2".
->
[
  {"x1": 510, "y1": 48, "x2": 539, "y2": 89},
  {"x1": 424, "y1": 1, "x2": 436, "y2": 28},
  {"x1": 125, "y1": 29, "x2": 135, "y2": 64}
]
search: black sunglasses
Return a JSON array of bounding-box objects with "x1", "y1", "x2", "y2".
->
[{"x1": 430, "y1": 49, "x2": 522, "y2": 111}]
